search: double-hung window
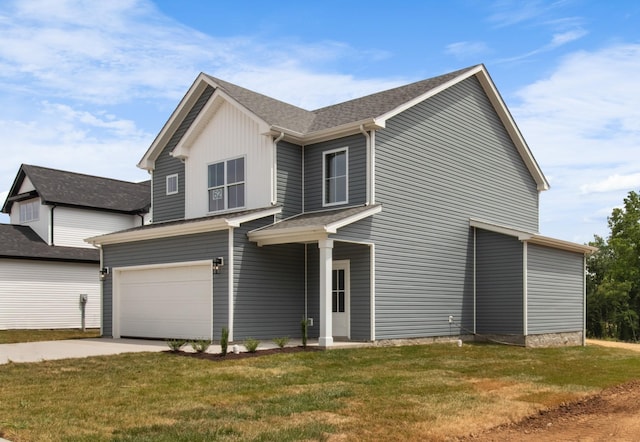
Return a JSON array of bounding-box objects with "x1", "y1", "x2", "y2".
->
[
  {"x1": 20, "y1": 200, "x2": 39, "y2": 223},
  {"x1": 208, "y1": 157, "x2": 245, "y2": 212},
  {"x1": 323, "y1": 147, "x2": 348, "y2": 206}
]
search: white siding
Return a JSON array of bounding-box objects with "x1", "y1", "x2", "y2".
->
[
  {"x1": 10, "y1": 198, "x2": 50, "y2": 244},
  {"x1": 18, "y1": 176, "x2": 36, "y2": 193},
  {"x1": 0, "y1": 259, "x2": 100, "y2": 330},
  {"x1": 184, "y1": 100, "x2": 273, "y2": 218},
  {"x1": 54, "y1": 207, "x2": 139, "y2": 248}
]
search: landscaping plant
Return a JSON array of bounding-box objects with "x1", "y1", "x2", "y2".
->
[
  {"x1": 190, "y1": 339, "x2": 212, "y2": 353},
  {"x1": 272, "y1": 336, "x2": 289, "y2": 349},
  {"x1": 166, "y1": 339, "x2": 187, "y2": 352},
  {"x1": 301, "y1": 318, "x2": 309, "y2": 348},
  {"x1": 220, "y1": 327, "x2": 229, "y2": 356},
  {"x1": 244, "y1": 338, "x2": 260, "y2": 353}
]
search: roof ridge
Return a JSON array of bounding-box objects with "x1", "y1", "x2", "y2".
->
[{"x1": 22, "y1": 164, "x2": 148, "y2": 186}]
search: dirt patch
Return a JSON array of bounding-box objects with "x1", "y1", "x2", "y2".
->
[
  {"x1": 166, "y1": 345, "x2": 323, "y2": 361},
  {"x1": 464, "y1": 379, "x2": 640, "y2": 441}
]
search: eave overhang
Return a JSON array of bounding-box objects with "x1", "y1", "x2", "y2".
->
[
  {"x1": 87, "y1": 206, "x2": 282, "y2": 246},
  {"x1": 248, "y1": 204, "x2": 382, "y2": 247},
  {"x1": 470, "y1": 218, "x2": 597, "y2": 254}
]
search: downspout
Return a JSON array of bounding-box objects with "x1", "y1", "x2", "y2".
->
[
  {"x1": 523, "y1": 241, "x2": 528, "y2": 342},
  {"x1": 583, "y1": 254, "x2": 587, "y2": 346},
  {"x1": 228, "y1": 227, "x2": 235, "y2": 342},
  {"x1": 138, "y1": 213, "x2": 145, "y2": 226},
  {"x1": 97, "y1": 243, "x2": 104, "y2": 337},
  {"x1": 49, "y1": 204, "x2": 56, "y2": 245},
  {"x1": 272, "y1": 132, "x2": 285, "y2": 206},
  {"x1": 473, "y1": 227, "x2": 477, "y2": 335},
  {"x1": 359, "y1": 125, "x2": 371, "y2": 205}
]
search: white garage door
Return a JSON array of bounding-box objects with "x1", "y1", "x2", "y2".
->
[{"x1": 116, "y1": 261, "x2": 212, "y2": 340}]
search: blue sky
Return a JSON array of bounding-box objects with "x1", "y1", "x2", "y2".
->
[{"x1": 0, "y1": 0, "x2": 639, "y2": 243}]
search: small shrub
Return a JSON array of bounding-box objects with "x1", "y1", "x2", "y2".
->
[
  {"x1": 221, "y1": 327, "x2": 229, "y2": 356},
  {"x1": 244, "y1": 338, "x2": 260, "y2": 353},
  {"x1": 301, "y1": 318, "x2": 309, "y2": 348},
  {"x1": 190, "y1": 339, "x2": 212, "y2": 353},
  {"x1": 166, "y1": 339, "x2": 187, "y2": 352},
  {"x1": 273, "y1": 336, "x2": 289, "y2": 349}
]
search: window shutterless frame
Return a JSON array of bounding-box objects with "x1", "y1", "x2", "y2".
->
[
  {"x1": 207, "y1": 156, "x2": 246, "y2": 213},
  {"x1": 166, "y1": 174, "x2": 178, "y2": 195},
  {"x1": 19, "y1": 200, "x2": 39, "y2": 223},
  {"x1": 322, "y1": 147, "x2": 348, "y2": 207}
]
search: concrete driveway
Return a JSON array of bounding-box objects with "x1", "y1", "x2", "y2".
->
[{"x1": 0, "y1": 338, "x2": 168, "y2": 364}]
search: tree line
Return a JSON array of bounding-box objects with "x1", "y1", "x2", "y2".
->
[{"x1": 587, "y1": 190, "x2": 640, "y2": 341}]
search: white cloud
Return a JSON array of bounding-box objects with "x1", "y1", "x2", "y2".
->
[
  {"x1": 513, "y1": 44, "x2": 640, "y2": 242},
  {"x1": 445, "y1": 41, "x2": 490, "y2": 59}
]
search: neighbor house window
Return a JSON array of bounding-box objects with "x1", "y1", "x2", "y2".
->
[
  {"x1": 166, "y1": 174, "x2": 178, "y2": 195},
  {"x1": 19, "y1": 200, "x2": 39, "y2": 223},
  {"x1": 208, "y1": 157, "x2": 245, "y2": 212},
  {"x1": 323, "y1": 147, "x2": 348, "y2": 206}
]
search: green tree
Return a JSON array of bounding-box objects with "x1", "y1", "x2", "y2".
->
[{"x1": 587, "y1": 191, "x2": 640, "y2": 341}]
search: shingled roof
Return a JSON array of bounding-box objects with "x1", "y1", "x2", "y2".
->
[
  {"x1": 0, "y1": 224, "x2": 99, "y2": 262},
  {"x1": 2, "y1": 164, "x2": 150, "y2": 214},
  {"x1": 204, "y1": 65, "x2": 476, "y2": 135}
]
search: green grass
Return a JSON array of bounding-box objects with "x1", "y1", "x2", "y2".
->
[
  {"x1": 0, "y1": 328, "x2": 100, "y2": 344},
  {"x1": 1, "y1": 343, "x2": 639, "y2": 441}
]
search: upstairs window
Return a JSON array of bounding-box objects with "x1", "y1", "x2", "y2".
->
[
  {"x1": 323, "y1": 147, "x2": 348, "y2": 206},
  {"x1": 166, "y1": 174, "x2": 178, "y2": 195},
  {"x1": 20, "y1": 200, "x2": 39, "y2": 223},
  {"x1": 208, "y1": 157, "x2": 245, "y2": 212}
]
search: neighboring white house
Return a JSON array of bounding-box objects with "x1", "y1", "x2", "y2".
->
[{"x1": 0, "y1": 164, "x2": 150, "y2": 330}]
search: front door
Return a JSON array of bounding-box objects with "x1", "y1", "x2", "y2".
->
[{"x1": 332, "y1": 260, "x2": 350, "y2": 338}]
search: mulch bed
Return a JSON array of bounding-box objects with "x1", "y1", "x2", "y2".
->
[{"x1": 166, "y1": 345, "x2": 323, "y2": 361}]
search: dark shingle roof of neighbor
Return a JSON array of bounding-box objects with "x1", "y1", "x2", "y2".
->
[
  {"x1": 2, "y1": 164, "x2": 150, "y2": 214},
  {"x1": 0, "y1": 224, "x2": 99, "y2": 262},
  {"x1": 205, "y1": 65, "x2": 478, "y2": 134}
]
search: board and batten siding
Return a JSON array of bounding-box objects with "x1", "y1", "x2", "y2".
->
[
  {"x1": 370, "y1": 75, "x2": 539, "y2": 340},
  {"x1": 304, "y1": 134, "x2": 367, "y2": 212},
  {"x1": 152, "y1": 86, "x2": 214, "y2": 222},
  {"x1": 527, "y1": 244, "x2": 584, "y2": 334},
  {"x1": 184, "y1": 100, "x2": 273, "y2": 218},
  {"x1": 102, "y1": 230, "x2": 228, "y2": 339},
  {"x1": 232, "y1": 219, "x2": 306, "y2": 340},
  {"x1": 276, "y1": 141, "x2": 303, "y2": 220},
  {"x1": 475, "y1": 229, "x2": 524, "y2": 335},
  {"x1": 0, "y1": 259, "x2": 99, "y2": 330},
  {"x1": 53, "y1": 207, "x2": 140, "y2": 248}
]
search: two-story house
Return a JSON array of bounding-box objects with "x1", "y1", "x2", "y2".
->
[
  {"x1": 88, "y1": 64, "x2": 595, "y2": 347},
  {"x1": 0, "y1": 164, "x2": 150, "y2": 329}
]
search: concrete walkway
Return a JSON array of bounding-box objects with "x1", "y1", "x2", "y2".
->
[{"x1": 0, "y1": 338, "x2": 167, "y2": 364}]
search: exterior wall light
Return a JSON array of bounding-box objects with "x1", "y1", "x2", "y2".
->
[
  {"x1": 99, "y1": 267, "x2": 110, "y2": 281},
  {"x1": 212, "y1": 257, "x2": 224, "y2": 274}
]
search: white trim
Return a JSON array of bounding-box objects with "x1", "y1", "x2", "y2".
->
[
  {"x1": 469, "y1": 218, "x2": 597, "y2": 254},
  {"x1": 228, "y1": 227, "x2": 234, "y2": 342},
  {"x1": 332, "y1": 259, "x2": 351, "y2": 339},
  {"x1": 322, "y1": 147, "x2": 349, "y2": 207},
  {"x1": 98, "y1": 244, "x2": 104, "y2": 337},
  {"x1": 207, "y1": 155, "x2": 247, "y2": 213},
  {"x1": 370, "y1": 243, "x2": 375, "y2": 341},
  {"x1": 370, "y1": 130, "x2": 376, "y2": 204},
  {"x1": 583, "y1": 254, "x2": 587, "y2": 346},
  {"x1": 473, "y1": 227, "x2": 477, "y2": 335},
  {"x1": 112, "y1": 259, "x2": 213, "y2": 339},
  {"x1": 272, "y1": 132, "x2": 284, "y2": 205},
  {"x1": 166, "y1": 174, "x2": 178, "y2": 195},
  {"x1": 523, "y1": 241, "x2": 528, "y2": 337},
  {"x1": 318, "y1": 238, "x2": 334, "y2": 347},
  {"x1": 87, "y1": 206, "x2": 282, "y2": 245},
  {"x1": 360, "y1": 125, "x2": 371, "y2": 205}
]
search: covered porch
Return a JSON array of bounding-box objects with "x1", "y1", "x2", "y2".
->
[{"x1": 248, "y1": 205, "x2": 381, "y2": 347}]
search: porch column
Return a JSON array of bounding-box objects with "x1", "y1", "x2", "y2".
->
[{"x1": 318, "y1": 238, "x2": 334, "y2": 347}]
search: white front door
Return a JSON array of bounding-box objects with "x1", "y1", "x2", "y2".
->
[{"x1": 332, "y1": 260, "x2": 350, "y2": 338}]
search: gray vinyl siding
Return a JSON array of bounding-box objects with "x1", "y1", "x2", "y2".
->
[
  {"x1": 152, "y1": 86, "x2": 214, "y2": 222},
  {"x1": 371, "y1": 75, "x2": 539, "y2": 339},
  {"x1": 233, "y1": 219, "x2": 306, "y2": 340},
  {"x1": 304, "y1": 134, "x2": 367, "y2": 211},
  {"x1": 527, "y1": 244, "x2": 584, "y2": 334},
  {"x1": 101, "y1": 230, "x2": 228, "y2": 339},
  {"x1": 276, "y1": 141, "x2": 303, "y2": 219},
  {"x1": 475, "y1": 229, "x2": 523, "y2": 335},
  {"x1": 304, "y1": 241, "x2": 371, "y2": 341}
]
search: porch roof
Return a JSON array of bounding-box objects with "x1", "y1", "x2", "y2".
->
[{"x1": 248, "y1": 204, "x2": 382, "y2": 246}]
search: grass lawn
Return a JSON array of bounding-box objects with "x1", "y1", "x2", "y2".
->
[
  {"x1": 1, "y1": 343, "x2": 639, "y2": 441},
  {"x1": 0, "y1": 329, "x2": 100, "y2": 344}
]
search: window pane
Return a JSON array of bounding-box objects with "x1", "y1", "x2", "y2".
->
[
  {"x1": 166, "y1": 175, "x2": 178, "y2": 194},
  {"x1": 332, "y1": 292, "x2": 338, "y2": 313},
  {"x1": 209, "y1": 187, "x2": 225, "y2": 211},
  {"x1": 335, "y1": 176, "x2": 346, "y2": 202},
  {"x1": 227, "y1": 159, "x2": 237, "y2": 184},
  {"x1": 335, "y1": 151, "x2": 346, "y2": 176},
  {"x1": 338, "y1": 292, "x2": 345, "y2": 313},
  {"x1": 228, "y1": 183, "x2": 245, "y2": 209},
  {"x1": 338, "y1": 270, "x2": 345, "y2": 290},
  {"x1": 208, "y1": 162, "x2": 224, "y2": 187}
]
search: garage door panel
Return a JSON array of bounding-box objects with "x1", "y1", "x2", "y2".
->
[{"x1": 117, "y1": 262, "x2": 212, "y2": 340}]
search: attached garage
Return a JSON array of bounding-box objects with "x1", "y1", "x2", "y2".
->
[{"x1": 113, "y1": 260, "x2": 213, "y2": 340}]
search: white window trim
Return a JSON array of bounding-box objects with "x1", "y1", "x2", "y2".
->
[
  {"x1": 207, "y1": 155, "x2": 247, "y2": 213},
  {"x1": 166, "y1": 174, "x2": 179, "y2": 195},
  {"x1": 322, "y1": 146, "x2": 349, "y2": 207},
  {"x1": 19, "y1": 199, "x2": 39, "y2": 223}
]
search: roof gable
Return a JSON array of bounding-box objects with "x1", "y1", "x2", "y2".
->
[
  {"x1": 137, "y1": 64, "x2": 548, "y2": 190},
  {"x1": 2, "y1": 164, "x2": 151, "y2": 214}
]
